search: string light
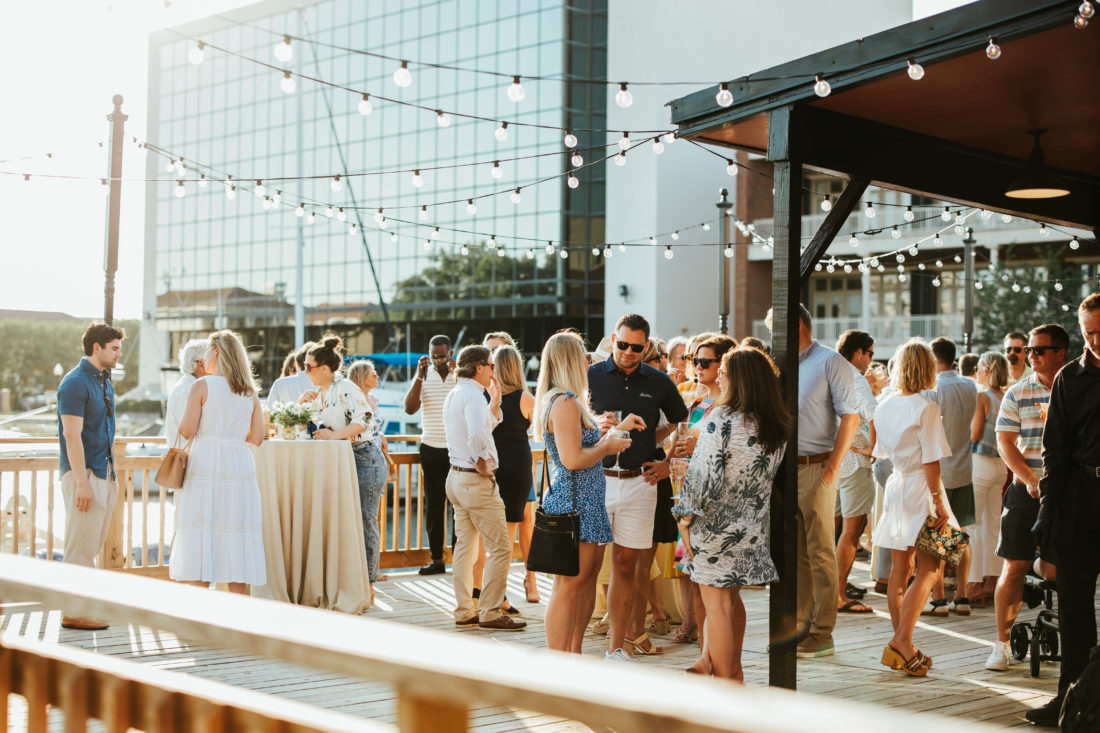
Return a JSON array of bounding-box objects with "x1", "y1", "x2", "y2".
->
[
  {"x1": 1074, "y1": 13, "x2": 1089, "y2": 28},
  {"x1": 374, "y1": 208, "x2": 384, "y2": 224},
  {"x1": 262, "y1": 195, "x2": 274, "y2": 210},
  {"x1": 702, "y1": 223, "x2": 711, "y2": 232},
  {"x1": 431, "y1": 227, "x2": 440, "y2": 239},
  {"x1": 906, "y1": 59, "x2": 925, "y2": 80},
  {"x1": 615, "y1": 82, "x2": 633, "y2": 108},
  {"x1": 307, "y1": 211, "x2": 316, "y2": 224},
  {"x1": 497, "y1": 246, "x2": 505, "y2": 258},
  {"x1": 670, "y1": 231, "x2": 680, "y2": 240},
  {"x1": 849, "y1": 235, "x2": 859, "y2": 247},
  {"x1": 618, "y1": 133, "x2": 631, "y2": 151},
  {"x1": 559, "y1": 247, "x2": 569, "y2": 259},
  {"x1": 274, "y1": 35, "x2": 293, "y2": 62},
  {"x1": 904, "y1": 205, "x2": 915, "y2": 222},
  {"x1": 1070, "y1": 236, "x2": 1080, "y2": 250},
  {"x1": 980, "y1": 209, "x2": 993, "y2": 220},
  {"x1": 821, "y1": 196, "x2": 833, "y2": 212},
  {"x1": 603, "y1": 245, "x2": 612, "y2": 257},
  {"x1": 864, "y1": 201, "x2": 876, "y2": 218},
  {"x1": 571, "y1": 152, "x2": 584, "y2": 167},
  {"x1": 331, "y1": 175, "x2": 342, "y2": 192},
  {"x1": 891, "y1": 226, "x2": 901, "y2": 239},
  {"x1": 225, "y1": 183, "x2": 237, "y2": 200},
  {"x1": 337, "y1": 207, "x2": 347, "y2": 222},
  {"x1": 280, "y1": 70, "x2": 296, "y2": 94},
  {"x1": 662, "y1": 132, "x2": 676, "y2": 145},
  {"x1": 715, "y1": 83, "x2": 734, "y2": 107},
  {"x1": 563, "y1": 131, "x2": 578, "y2": 148},
  {"x1": 358, "y1": 94, "x2": 373, "y2": 115},
  {"x1": 198, "y1": 174, "x2": 207, "y2": 188},
  {"x1": 933, "y1": 234, "x2": 943, "y2": 247},
  {"x1": 254, "y1": 180, "x2": 265, "y2": 197},
  {"x1": 272, "y1": 190, "x2": 282, "y2": 206},
  {"x1": 813, "y1": 75, "x2": 831, "y2": 97},
  {"x1": 511, "y1": 188, "x2": 522, "y2": 204},
  {"x1": 619, "y1": 243, "x2": 627, "y2": 252},
  {"x1": 487, "y1": 236, "x2": 496, "y2": 249},
  {"x1": 466, "y1": 199, "x2": 478, "y2": 215},
  {"x1": 1081, "y1": 1, "x2": 1095, "y2": 18},
  {"x1": 567, "y1": 173, "x2": 580, "y2": 189},
  {"x1": 664, "y1": 245, "x2": 674, "y2": 259},
  {"x1": 545, "y1": 242, "x2": 555, "y2": 255},
  {"x1": 491, "y1": 161, "x2": 502, "y2": 179},
  {"x1": 941, "y1": 207, "x2": 952, "y2": 222},
  {"x1": 295, "y1": 203, "x2": 305, "y2": 217},
  {"x1": 909, "y1": 246, "x2": 919, "y2": 256},
  {"x1": 506, "y1": 76, "x2": 525, "y2": 103},
  {"x1": 419, "y1": 205, "x2": 428, "y2": 221},
  {"x1": 726, "y1": 160, "x2": 738, "y2": 176},
  {"x1": 986, "y1": 37, "x2": 1001, "y2": 59},
  {"x1": 188, "y1": 41, "x2": 205, "y2": 66},
  {"x1": 592, "y1": 246, "x2": 600, "y2": 256},
  {"x1": 393, "y1": 60, "x2": 412, "y2": 87},
  {"x1": 460, "y1": 245, "x2": 469, "y2": 256},
  {"x1": 1039, "y1": 223, "x2": 1049, "y2": 237},
  {"x1": 1055, "y1": 280, "x2": 1064, "y2": 291},
  {"x1": 652, "y1": 137, "x2": 664, "y2": 155},
  {"x1": 494, "y1": 122, "x2": 508, "y2": 142},
  {"x1": 424, "y1": 239, "x2": 432, "y2": 250},
  {"x1": 614, "y1": 152, "x2": 627, "y2": 166},
  {"x1": 174, "y1": 180, "x2": 186, "y2": 198},
  {"x1": 412, "y1": 170, "x2": 423, "y2": 188},
  {"x1": 526, "y1": 248, "x2": 535, "y2": 260},
  {"x1": 724, "y1": 245, "x2": 733, "y2": 258},
  {"x1": 436, "y1": 110, "x2": 451, "y2": 127}
]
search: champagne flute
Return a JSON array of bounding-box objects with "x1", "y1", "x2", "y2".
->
[{"x1": 612, "y1": 411, "x2": 625, "y2": 469}]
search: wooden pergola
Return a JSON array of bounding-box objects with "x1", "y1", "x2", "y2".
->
[{"x1": 668, "y1": 0, "x2": 1098, "y2": 689}]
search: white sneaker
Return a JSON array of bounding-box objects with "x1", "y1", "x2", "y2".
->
[
  {"x1": 985, "y1": 640, "x2": 1011, "y2": 671},
  {"x1": 605, "y1": 648, "x2": 632, "y2": 663}
]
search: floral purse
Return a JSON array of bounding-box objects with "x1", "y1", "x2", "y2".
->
[{"x1": 915, "y1": 515, "x2": 969, "y2": 566}]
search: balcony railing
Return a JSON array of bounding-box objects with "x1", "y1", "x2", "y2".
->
[{"x1": 752, "y1": 313, "x2": 966, "y2": 350}]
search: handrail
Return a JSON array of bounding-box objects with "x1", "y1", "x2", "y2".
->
[{"x1": 0, "y1": 555, "x2": 1001, "y2": 733}]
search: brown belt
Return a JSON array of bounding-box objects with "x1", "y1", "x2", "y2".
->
[
  {"x1": 450, "y1": 465, "x2": 480, "y2": 474},
  {"x1": 798, "y1": 453, "x2": 831, "y2": 465},
  {"x1": 604, "y1": 468, "x2": 643, "y2": 479}
]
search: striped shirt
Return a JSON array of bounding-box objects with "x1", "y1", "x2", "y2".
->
[
  {"x1": 995, "y1": 372, "x2": 1050, "y2": 481},
  {"x1": 420, "y1": 368, "x2": 456, "y2": 449}
]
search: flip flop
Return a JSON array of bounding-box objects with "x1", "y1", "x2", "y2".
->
[
  {"x1": 838, "y1": 599, "x2": 873, "y2": 614},
  {"x1": 846, "y1": 582, "x2": 867, "y2": 599}
]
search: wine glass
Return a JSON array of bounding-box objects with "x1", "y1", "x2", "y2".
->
[
  {"x1": 670, "y1": 457, "x2": 689, "y2": 495},
  {"x1": 611, "y1": 411, "x2": 626, "y2": 468},
  {"x1": 309, "y1": 408, "x2": 325, "y2": 438}
]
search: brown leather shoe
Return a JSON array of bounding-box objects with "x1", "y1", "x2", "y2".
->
[
  {"x1": 62, "y1": 616, "x2": 109, "y2": 630},
  {"x1": 478, "y1": 616, "x2": 527, "y2": 631}
]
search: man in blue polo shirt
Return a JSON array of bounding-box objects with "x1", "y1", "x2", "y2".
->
[
  {"x1": 57, "y1": 322, "x2": 125, "y2": 630},
  {"x1": 589, "y1": 313, "x2": 688, "y2": 661}
]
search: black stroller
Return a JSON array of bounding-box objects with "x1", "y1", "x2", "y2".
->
[{"x1": 1009, "y1": 574, "x2": 1061, "y2": 678}]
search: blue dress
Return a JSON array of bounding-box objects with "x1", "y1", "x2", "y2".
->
[{"x1": 542, "y1": 393, "x2": 614, "y2": 544}]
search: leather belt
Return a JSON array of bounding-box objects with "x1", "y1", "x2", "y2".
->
[
  {"x1": 450, "y1": 465, "x2": 480, "y2": 474},
  {"x1": 1082, "y1": 463, "x2": 1100, "y2": 479},
  {"x1": 798, "y1": 453, "x2": 832, "y2": 465},
  {"x1": 604, "y1": 468, "x2": 643, "y2": 479}
]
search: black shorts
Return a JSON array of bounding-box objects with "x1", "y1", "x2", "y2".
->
[{"x1": 995, "y1": 482, "x2": 1056, "y2": 563}]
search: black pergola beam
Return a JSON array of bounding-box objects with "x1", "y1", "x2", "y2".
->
[
  {"x1": 800, "y1": 177, "x2": 870, "y2": 281},
  {"x1": 789, "y1": 107, "x2": 1100, "y2": 231}
]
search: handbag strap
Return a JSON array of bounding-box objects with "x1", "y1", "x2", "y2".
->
[
  {"x1": 172, "y1": 432, "x2": 195, "y2": 453},
  {"x1": 539, "y1": 393, "x2": 578, "y2": 514}
]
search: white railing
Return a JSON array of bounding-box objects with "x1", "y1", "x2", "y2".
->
[{"x1": 752, "y1": 314, "x2": 966, "y2": 351}]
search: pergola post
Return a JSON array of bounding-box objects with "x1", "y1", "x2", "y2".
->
[{"x1": 766, "y1": 106, "x2": 800, "y2": 690}]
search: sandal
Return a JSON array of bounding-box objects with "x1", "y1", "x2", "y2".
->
[
  {"x1": 649, "y1": 617, "x2": 672, "y2": 636},
  {"x1": 673, "y1": 625, "x2": 700, "y2": 644},
  {"x1": 623, "y1": 633, "x2": 667, "y2": 656},
  {"x1": 590, "y1": 615, "x2": 610, "y2": 635},
  {"x1": 880, "y1": 645, "x2": 928, "y2": 677},
  {"x1": 916, "y1": 649, "x2": 933, "y2": 669},
  {"x1": 524, "y1": 576, "x2": 541, "y2": 603},
  {"x1": 845, "y1": 582, "x2": 867, "y2": 599},
  {"x1": 838, "y1": 599, "x2": 873, "y2": 614}
]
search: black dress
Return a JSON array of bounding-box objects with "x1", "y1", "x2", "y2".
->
[{"x1": 493, "y1": 390, "x2": 534, "y2": 522}]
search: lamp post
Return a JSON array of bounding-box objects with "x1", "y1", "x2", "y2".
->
[
  {"x1": 963, "y1": 227, "x2": 975, "y2": 353},
  {"x1": 103, "y1": 95, "x2": 127, "y2": 325},
  {"x1": 716, "y1": 188, "x2": 733, "y2": 334}
]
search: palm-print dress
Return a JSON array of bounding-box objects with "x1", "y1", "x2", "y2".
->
[{"x1": 671, "y1": 406, "x2": 786, "y2": 588}]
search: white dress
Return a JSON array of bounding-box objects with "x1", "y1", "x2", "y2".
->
[
  {"x1": 169, "y1": 375, "x2": 266, "y2": 584},
  {"x1": 871, "y1": 392, "x2": 960, "y2": 551}
]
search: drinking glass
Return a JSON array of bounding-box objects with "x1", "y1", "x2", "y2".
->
[
  {"x1": 670, "y1": 457, "x2": 689, "y2": 495},
  {"x1": 611, "y1": 429, "x2": 630, "y2": 469}
]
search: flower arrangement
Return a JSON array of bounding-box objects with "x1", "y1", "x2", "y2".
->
[{"x1": 269, "y1": 402, "x2": 313, "y2": 432}]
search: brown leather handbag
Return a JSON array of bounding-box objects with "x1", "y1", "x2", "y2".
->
[{"x1": 155, "y1": 434, "x2": 194, "y2": 489}]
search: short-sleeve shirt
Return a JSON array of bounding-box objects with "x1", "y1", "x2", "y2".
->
[
  {"x1": 996, "y1": 372, "x2": 1050, "y2": 482},
  {"x1": 797, "y1": 340, "x2": 858, "y2": 456},
  {"x1": 923, "y1": 370, "x2": 977, "y2": 489},
  {"x1": 305, "y1": 374, "x2": 373, "y2": 444},
  {"x1": 588, "y1": 356, "x2": 689, "y2": 469},
  {"x1": 839, "y1": 361, "x2": 877, "y2": 478},
  {"x1": 420, "y1": 368, "x2": 456, "y2": 449},
  {"x1": 57, "y1": 358, "x2": 116, "y2": 479}
]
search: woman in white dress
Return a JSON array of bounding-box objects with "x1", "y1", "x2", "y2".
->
[
  {"x1": 872, "y1": 339, "x2": 958, "y2": 676},
  {"x1": 169, "y1": 330, "x2": 267, "y2": 592}
]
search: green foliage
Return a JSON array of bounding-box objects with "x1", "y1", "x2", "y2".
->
[
  {"x1": 0, "y1": 318, "x2": 141, "y2": 408},
  {"x1": 269, "y1": 401, "x2": 312, "y2": 427}
]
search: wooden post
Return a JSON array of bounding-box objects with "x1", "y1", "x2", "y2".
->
[
  {"x1": 397, "y1": 693, "x2": 467, "y2": 733},
  {"x1": 103, "y1": 95, "x2": 127, "y2": 325},
  {"x1": 766, "y1": 106, "x2": 801, "y2": 690}
]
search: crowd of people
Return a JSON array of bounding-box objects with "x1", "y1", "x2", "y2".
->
[{"x1": 54, "y1": 292, "x2": 1099, "y2": 724}]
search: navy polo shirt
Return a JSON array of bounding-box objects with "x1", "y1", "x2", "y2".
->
[
  {"x1": 57, "y1": 358, "x2": 116, "y2": 479},
  {"x1": 588, "y1": 355, "x2": 688, "y2": 469}
]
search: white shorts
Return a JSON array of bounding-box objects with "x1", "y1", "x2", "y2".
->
[{"x1": 604, "y1": 474, "x2": 656, "y2": 550}]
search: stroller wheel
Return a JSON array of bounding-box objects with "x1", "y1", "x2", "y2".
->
[{"x1": 1010, "y1": 623, "x2": 1031, "y2": 661}]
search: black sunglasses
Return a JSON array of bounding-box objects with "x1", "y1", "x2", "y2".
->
[
  {"x1": 101, "y1": 375, "x2": 113, "y2": 417},
  {"x1": 1004, "y1": 346, "x2": 1023, "y2": 354},
  {"x1": 693, "y1": 357, "x2": 718, "y2": 368},
  {"x1": 1024, "y1": 345, "x2": 1059, "y2": 356},
  {"x1": 615, "y1": 341, "x2": 646, "y2": 354}
]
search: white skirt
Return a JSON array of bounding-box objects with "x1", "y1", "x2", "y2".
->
[{"x1": 872, "y1": 470, "x2": 959, "y2": 552}]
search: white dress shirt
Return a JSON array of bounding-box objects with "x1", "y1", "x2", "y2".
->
[
  {"x1": 164, "y1": 373, "x2": 196, "y2": 445},
  {"x1": 443, "y1": 378, "x2": 501, "y2": 472},
  {"x1": 268, "y1": 372, "x2": 313, "y2": 406}
]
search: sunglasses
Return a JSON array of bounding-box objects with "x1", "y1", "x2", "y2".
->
[
  {"x1": 1004, "y1": 346, "x2": 1023, "y2": 354},
  {"x1": 693, "y1": 357, "x2": 718, "y2": 369},
  {"x1": 1024, "y1": 345, "x2": 1059, "y2": 356},
  {"x1": 101, "y1": 375, "x2": 113, "y2": 417},
  {"x1": 480, "y1": 361, "x2": 494, "y2": 369},
  {"x1": 615, "y1": 341, "x2": 646, "y2": 354},
  {"x1": 304, "y1": 363, "x2": 323, "y2": 372}
]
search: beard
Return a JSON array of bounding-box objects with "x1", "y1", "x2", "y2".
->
[{"x1": 1007, "y1": 353, "x2": 1019, "y2": 365}]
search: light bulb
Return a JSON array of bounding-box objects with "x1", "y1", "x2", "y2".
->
[
  {"x1": 526, "y1": 249, "x2": 535, "y2": 260},
  {"x1": 460, "y1": 245, "x2": 469, "y2": 256},
  {"x1": 378, "y1": 216, "x2": 388, "y2": 230},
  {"x1": 188, "y1": 42, "x2": 205, "y2": 66},
  {"x1": 511, "y1": 188, "x2": 522, "y2": 204},
  {"x1": 487, "y1": 237, "x2": 496, "y2": 249},
  {"x1": 393, "y1": 60, "x2": 411, "y2": 87},
  {"x1": 702, "y1": 222, "x2": 711, "y2": 232},
  {"x1": 724, "y1": 245, "x2": 733, "y2": 258},
  {"x1": 909, "y1": 246, "x2": 919, "y2": 256},
  {"x1": 941, "y1": 207, "x2": 952, "y2": 222},
  {"x1": 331, "y1": 175, "x2": 342, "y2": 192},
  {"x1": 559, "y1": 248, "x2": 569, "y2": 259},
  {"x1": 274, "y1": 35, "x2": 293, "y2": 63},
  {"x1": 664, "y1": 245, "x2": 673, "y2": 260},
  {"x1": 491, "y1": 161, "x2": 502, "y2": 179},
  {"x1": 820, "y1": 196, "x2": 832, "y2": 212},
  {"x1": 174, "y1": 180, "x2": 186, "y2": 198},
  {"x1": 507, "y1": 76, "x2": 525, "y2": 102},
  {"x1": 424, "y1": 239, "x2": 432, "y2": 250},
  {"x1": 891, "y1": 226, "x2": 901, "y2": 239},
  {"x1": 467, "y1": 199, "x2": 478, "y2": 215},
  {"x1": 662, "y1": 132, "x2": 676, "y2": 145},
  {"x1": 225, "y1": 184, "x2": 236, "y2": 200},
  {"x1": 307, "y1": 211, "x2": 315, "y2": 224},
  {"x1": 1001, "y1": 213, "x2": 1013, "y2": 223},
  {"x1": 272, "y1": 190, "x2": 282, "y2": 206},
  {"x1": 715, "y1": 83, "x2": 733, "y2": 107},
  {"x1": 262, "y1": 195, "x2": 273, "y2": 210},
  {"x1": 592, "y1": 246, "x2": 600, "y2": 256},
  {"x1": 254, "y1": 180, "x2": 265, "y2": 198},
  {"x1": 934, "y1": 235, "x2": 943, "y2": 247},
  {"x1": 604, "y1": 246, "x2": 612, "y2": 258},
  {"x1": 1055, "y1": 280, "x2": 1064, "y2": 291},
  {"x1": 349, "y1": 224, "x2": 357, "y2": 235},
  {"x1": 618, "y1": 132, "x2": 631, "y2": 151},
  {"x1": 1081, "y1": 1, "x2": 1095, "y2": 18},
  {"x1": 726, "y1": 160, "x2": 738, "y2": 176},
  {"x1": 904, "y1": 205, "x2": 915, "y2": 222},
  {"x1": 813, "y1": 75, "x2": 831, "y2": 97},
  {"x1": 412, "y1": 170, "x2": 423, "y2": 188},
  {"x1": 337, "y1": 207, "x2": 347, "y2": 222},
  {"x1": 618, "y1": 243, "x2": 627, "y2": 252},
  {"x1": 1074, "y1": 13, "x2": 1089, "y2": 28},
  {"x1": 986, "y1": 37, "x2": 1001, "y2": 60},
  {"x1": 614, "y1": 153, "x2": 627, "y2": 166},
  {"x1": 955, "y1": 212, "x2": 965, "y2": 225},
  {"x1": 295, "y1": 203, "x2": 305, "y2": 217},
  {"x1": 545, "y1": 242, "x2": 555, "y2": 255},
  {"x1": 649, "y1": 237, "x2": 657, "y2": 246},
  {"x1": 373, "y1": 208, "x2": 384, "y2": 224},
  {"x1": 981, "y1": 209, "x2": 992, "y2": 220},
  {"x1": 497, "y1": 247, "x2": 505, "y2": 257},
  {"x1": 198, "y1": 174, "x2": 207, "y2": 188},
  {"x1": 419, "y1": 205, "x2": 428, "y2": 221},
  {"x1": 671, "y1": 231, "x2": 680, "y2": 241},
  {"x1": 1012, "y1": 281, "x2": 1021, "y2": 293},
  {"x1": 165, "y1": 159, "x2": 176, "y2": 172},
  {"x1": 567, "y1": 173, "x2": 579, "y2": 189},
  {"x1": 431, "y1": 227, "x2": 440, "y2": 240},
  {"x1": 652, "y1": 138, "x2": 664, "y2": 155},
  {"x1": 436, "y1": 110, "x2": 450, "y2": 127},
  {"x1": 1070, "y1": 237, "x2": 1080, "y2": 250},
  {"x1": 844, "y1": 264, "x2": 853, "y2": 273},
  {"x1": 358, "y1": 94, "x2": 373, "y2": 116},
  {"x1": 325, "y1": 205, "x2": 334, "y2": 218},
  {"x1": 1039, "y1": 223, "x2": 1049, "y2": 237},
  {"x1": 563, "y1": 131, "x2": 578, "y2": 148},
  {"x1": 571, "y1": 153, "x2": 584, "y2": 167},
  {"x1": 815, "y1": 263, "x2": 823, "y2": 272},
  {"x1": 864, "y1": 202, "x2": 875, "y2": 218},
  {"x1": 899, "y1": 273, "x2": 908, "y2": 283},
  {"x1": 615, "y1": 82, "x2": 633, "y2": 108},
  {"x1": 827, "y1": 264, "x2": 835, "y2": 273},
  {"x1": 936, "y1": 259, "x2": 944, "y2": 268},
  {"x1": 907, "y1": 59, "x2": 925, "y2": 81},
  {"x1": 280, "y1": 71, "x2": 295, "y2": 94},
  {"x1": 849, "y1": 235, "x2": 858, "y2": 247},
  {"x1": 954, "y1": 225, "x2": 964, "y2": 235},
  {"x1": 896, "y1": 253, "x2": 905, "y2": 263},
  {"x1": 495, "y1": 122, "x2": 508, "y2": 142}
]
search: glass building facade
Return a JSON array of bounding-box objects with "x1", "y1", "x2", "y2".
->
[{"x1": 148, "y1": 0, "x2": 607, "y2": 383}]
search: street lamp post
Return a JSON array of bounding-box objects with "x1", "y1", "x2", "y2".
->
[
  {"x1": 103, "y1": 95, "x2": 127, "y2": 325},
  {"x1": 963, "y1": 227, "x2": 976, "y2": 353},
  {"x1": 716, "y1": 188, "x2": 733, "y2": 335}
]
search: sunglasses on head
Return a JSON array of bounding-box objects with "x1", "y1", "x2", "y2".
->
[
  {"x1": 1024, "y1": 345, "x2": 1058, "y2": 356},
  {"x1": 615, "y1": 341, "x2": 646, "y2": 353},
  {"x1": 1005, "y1": 346, "x2": 1023, "y2": 354},
  {"x1": 693, "y1": 357, "x2": 718, "y2": 368}
]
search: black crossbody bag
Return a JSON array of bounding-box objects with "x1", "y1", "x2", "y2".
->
[{"x1": 526, "y1": 395, "x2": 581, "y2": 576}]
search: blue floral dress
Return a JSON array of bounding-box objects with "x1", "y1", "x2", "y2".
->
[
  {"x1": 672, "y1": 406, "x2": 786, "y2": 587},
  {"x1": 542, "y1": 393, "x2": 614, "y2": 544}
]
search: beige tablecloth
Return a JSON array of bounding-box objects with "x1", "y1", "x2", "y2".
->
[{"x1": 250, "y1": 440, "x2": 371, "y2": 614}]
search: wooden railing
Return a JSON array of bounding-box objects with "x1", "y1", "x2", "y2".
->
[
  {"x1": 0, "y1": 437, "x2": 546, "y2": 574},
  {"x1": 0, "y1": 555, "x2": 1002, "y2": 733}
]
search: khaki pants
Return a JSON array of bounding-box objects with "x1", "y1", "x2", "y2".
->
[
  {"x1": 796, "y1": 463, "x2": 839, "y2": 637},
  {"x1": 61, "y1": 469, "x2": 117, "y2": 567},
  {"x1": 445, "y1": 469, "x2": 510, "y2": 622}
]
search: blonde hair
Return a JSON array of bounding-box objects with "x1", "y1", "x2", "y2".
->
[
  {"x1": 533, "y1": 331, "x2": 597, "y2": 439},
  {"x1": 347, "y1": 359, "x2": 376, "y2": 392},
  {"x1": 492, "y1": 345, "x2": 525, "y2": 394},
  {"x1": 978, "y1": 351, "x2": 1009, "y2": 391},
  {"x1": 483, "y1": 331, "x2": 516, "y2": 349},
  {"x1": 209, "y1": 330, "x2": 257, "y2": 396},
  {"x1": 893, "y1": 339, "x2": 937, "y2": 394}
]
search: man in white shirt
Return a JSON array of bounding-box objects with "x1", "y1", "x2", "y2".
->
[
  {"x1": 267, "y1": 342, "x2": 315, "y2": 405},
  {"x1": 443, "y1": 345, "x2": 526, "y2": 632},
  {"x1": 164, "y1": 339, "x2": 208, "y2": 444}
]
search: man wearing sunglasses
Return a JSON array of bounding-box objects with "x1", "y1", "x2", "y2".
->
[
  {"x1": 986, "y1": 323, "x2": 1067, "y2": 674},
  {"x1": 1003, "y1": 332, "x2": 1031, "y2": 386},
  {"x1": 589, "y1": 314, "x2": 688, "y2": 660},
  {"x1": 57, "y1": 321, "x2": 125, "y2": 630}
]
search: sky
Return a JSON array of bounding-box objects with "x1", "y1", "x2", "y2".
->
[{"x1": 0, "y1": 0, "x2": 973, "y2": 321}]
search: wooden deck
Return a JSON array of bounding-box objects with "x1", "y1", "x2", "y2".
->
[{"x1": 3, "y1": 559, "x2": 1086, "y2": 731}]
